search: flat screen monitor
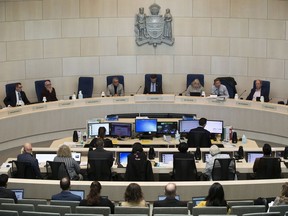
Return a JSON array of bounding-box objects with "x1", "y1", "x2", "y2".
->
[
  {"x1": 205, "y1": 120, "x2": 223, "y2": 134},
  {"x1": 161, "y1": 153, "x2": 174, "y2": 164},
  {"x1": 11, "y1": 189, "x2": 24, "y2": 200},
  {"x1": 157, "y1": 121, "x2": 178, "y2": 135},
  {"x1": 179, "y1": 120, "x2": 199, "y2": 133},
  {"x1": 135, "y1": 119, "x2": 157, "y2": 133},
  {"x1": 192, "y1": 196, "x2": 206, "y2": 206},
  {"x1": 70, "y1": 190, "x2": 85, "y2": 199},
  {"x1": 110, "y1": 122, "x2": 132, "y2": 137},
  {"x1": 87, "y1": 122, "x2": 110, "y2": 138},
  {"x1": 35, "y1": 153, "x2": 57, "y2": 163},
  {"x1": 118, "y1": 152, "x2": 130, "y2": 167},
  {"x1": 246, "y1": 152, "x2": 263, "y2": 163},
  {"x1": 158, "y1": 195, "x2": 180, "y2": 201}
]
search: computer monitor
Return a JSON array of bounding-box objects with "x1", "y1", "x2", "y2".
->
[
  {"x1": 246, "y1": 152, "x2": 263, "y2": 163},
  {"x1": 205, "y1": 120, "x2": 223, "y2": 134},
  {"x1": 118, "y1": 152, "x2": 131, "y2": 167},
  {"x1": 157, "y1": 121, "x2": 178, "y2": 135},
  {"x1": 70, "y1": 190, "x2": 85, "y2": 199},
  {"x1": 35, "y1": 153, "x2": 57, "y2": 163},
  {"x1": 192, "y1": 196, "x2": 206, "y2": 206},
  {"x1": 135, "y1": 119, "x2": 157, "y2": 133},
  {"x1": 160, "y1": 153, "x2": 174, "y2": 164},
  {"x1": 110, "y1": 122, "x2": 132, "y2": 137},
  {"x1": 158, "y1": 195, "x2": 180, "y2": 201},
  {"x1": 179, "y1": 120, "x2": 199, "y2": 133},
  {"x1": 87, "y1": 122, "x2": 110, "y2": 138},
  {"x1": 72, "y1": 152, "x2": 81, "y2": 163},
  {"x1": 11, "y1": 189, "x2": 24, "y2": 200}
]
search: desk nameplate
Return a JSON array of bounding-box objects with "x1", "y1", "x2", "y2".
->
[
  {"x1": 181, "y1": 98, "x2": 197, "y2": 103},
  {"x1": 208, "y1": 99, "x2": 227, "y2": 105},
  {"x1": 32, "y1": 104, "x2": 47, "y2": 111},
  {"x1": 262, "y1": 104, "x2": 277, "y2": 111},
  {"x1": 85, "y1": 99, "x2": 101, "y2": 104},
  {"x1": 8, "y1": 108, "x2": 22, "y2": 115},
  {"x1": 236, "y1": 101, "x2": 252, "y2": 107},
  {"x1": 113, "y1": 98, "x2": 129, "y2": 103},
  {"x1": 58, "y1": 101, "x2": 74, "y2": 107}
]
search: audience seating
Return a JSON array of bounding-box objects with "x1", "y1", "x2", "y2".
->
[
  {"x1": 113, "y1": 214, "x2": 148, "y2": 216},
  {"x1": 46, "y1": 161, "x2": 70, "y2": 180},
  {"x1": 255, "y1": 158, "x2": 281, "y2": 179},
  {"x1": 269, "y1": 206, "x2": 288, "y2": 216},
  {"x1": 115, "y1": 206, "x2": 150, "y2": 215},
  {"x1": 212, "y1": 158, "x2": 236, "y2": 181},
  {"x1": 34, "y1": 80, "x2": 46, "y2": 102},
  {"x1": 227, "y1": 200, "x2": 254, "y2": 207},
  {"x1": 0, "y1": 203, "x2": 35, "y2": 216},
  {"x1": 172, "y1": 158, "x2": 198, "y2": 181},
  {"x1": 36, "y1": 205, "x2": 71, "y2": 216},
  {"x1": 186, "y1": 74, "x2": 205, "y2": 88},
  {"x1": 152, "y1": 207, "x2": 188, "y2": 215},
  {"x1": 66, "y1": 214, "x2": 103, "y2": 216},
  {"x1": 154, "y1": 214, "x2": 189, "y2": 216},
  {"x1": 18, "y1": 199, "x2": 47, "y2": 208},
  {"x1": 0, "y1": 198, "x2": 15, "y2": 204},
  {"x1": 49, "y1": 201, "x2": 80, "y2": 213},
  {"x1": 0, "y1": 209, "x2": 19, "y2": 216},
  {"x1": 243, "y1": 213, "x2": 280, "y2": 216},
  {"x1": 192, "y1": 206, "x2": 227, "y2": 216},
  {"x1": 230, "y1": 205, "x2": 266, "y2": 216},
  {"x1": 77, "y1": 77, "x2": 94, "y2": 98},
  {"x1": 23, "y1": 212, "x2": 60, "y2": 216},
  {"x1": 106, "y1": 75, "x2": 125, "y2": 89},
  {"x1": 75, "y1": 206, "x2": 110, "y2": 216}
]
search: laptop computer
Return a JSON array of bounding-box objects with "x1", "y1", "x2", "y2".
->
[
  {"x1": 158, "y1": 195, "x2": 180, "y2": 201},
  {"x1": 190, "y1": 92, "x2": 201, "y2": 97},
  {"x1": 70, "y1": 190, "x2": 85, "y2": 199},
  {"x1": 11, "y1": 189, "x2": 24, "y2": 200},
  {"x1": 72, "y1": 152, "x2": 81, "y2": 164},
  {"x1": 192, "y1": 196, "x2": 205, "y2": 206}
]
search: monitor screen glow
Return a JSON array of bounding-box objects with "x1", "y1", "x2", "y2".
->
[
  {"x1": 157, "y1": 121, "x2": 178, "y2": 134},
  {"x1": 135, "y1": 119, "x2": 157, "y2": 133},
  {"x1": 247, "y1": 153, "x2": 263, "y2": 163},
  {"x1": 35, "y1": 153, "x2": 57, "y2": 163},
  {"x1": 11, "y1": 189, "x2": 24, "y2": 200},
  {"x1": 118, "y1": 152, "x2": 130, "y2": 166},
  {"x1": 110, "y1": 123, "x2": 132, "y2": 137},
  {"x1": 204, "y1": 120, "x2": 223, "y2": 134},
  {"x1": 70, "y1": 190, "x2": 85, "y2": 199},
  {"x1": 179, "y1": 120, "x2": 199, "y2": 133},
  {"x1": 87, "y1": 122, "x2": 110, "y2": 138},
  {"x1": 161, "y1": 153, "x2": 174, "y2": 164}
]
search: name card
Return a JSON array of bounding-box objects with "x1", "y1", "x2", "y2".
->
[
  {"x1": 236, "y1": 101, "x2": 251, "y2": 107},
  {"x1": 147, "y1": 96, "x2": 163, "y2": 101},
  {"x1": 262, "y1": 104, "x2": 277, "y2": 110},
  {"x1": 58, "y1": 101, "x2": 74, "y2": 107},
  {"x1": 8, "y1": 108, "x2": 22, "y2": 115},
  {"x1": 85, "y1": 99, "x2": 101, "y2": 104},
  {"x1": 113, "y1": 98, "x2": 129, "y2": 103},
  {"x1": 182, "y1": 98, "x2": 196, "y2": 103},
  {"x1": 32, "y1": 104, "x2": 47, "y2": 110},
  {"x1": 209, "y1": 99, "x2": 226, "y2": 104}
]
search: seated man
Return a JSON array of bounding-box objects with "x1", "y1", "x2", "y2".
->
[
  {"x1": 3, "y1": 82, "x2": 31, "y2": 107},
  {"x1": 143, "y1": 74, "x2": 163, "y2": 94},
  {"x1": 0, "y1": 174, "x2": 17, "y2": 203},
  {"x1": 106, "y1": 77, "x2": 124, "y2": 97},
  {"x1": 211, "y1": 78, "x2": 229, "y2": 98},
  {"x1": 41, "y1": 80, "x2": 58, "y2": 102},
  {"x1": 253, "y1": 143, "x2": 272, "y2": 173},
  {"x1": 174, "y1": 142, "x2": 194, "y2": 159},
  {"x1": 187, "y1": 118, "x2": 211, "y2": 148},
  {"x1": 246, "y1": 79, "x2": 269, "y2": 102},
  {"x1": 17, "y1": 143, "x2": 42, "y2": 179},
  {"x1": 153, "y1": 183, "x2": 187, "y2": 207},
  {"x1": 86, "y1": 127, "x2": 113, "y2": 150},
  {"x1": 51, "y1": 177, "x2": 82, "y2": 201}
]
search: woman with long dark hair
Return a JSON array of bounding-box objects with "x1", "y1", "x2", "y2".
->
[{"x1": 197, "y1": 182, "x2": 227, "y2": 207}]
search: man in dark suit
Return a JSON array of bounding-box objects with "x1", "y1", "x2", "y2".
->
[
  {"x1": 87, "y1": 139, "x2": 114, "y2": 180},
  {"x1": 0, "y1": 174, "x2": 17, "y2": 203},
  {"x1": 3, "y1": 82, "x2": 31, "y2": 107},
  {"x1": 246, "y1": 79, "x2": 269, "y2": 102},
  {"x1": 153, "y1": 183, "x2": 187, "y2": 207},
  {"x1": 187, "y1": 118, "x2": 212, "y2": 148},
  {"x1": 51, "y1": 177, "x2": 82, "y2": 201},
  {"x1": 143, "y1": 74, "x2": 163, "y2": 94}
]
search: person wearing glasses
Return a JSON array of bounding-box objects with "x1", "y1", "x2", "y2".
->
[
  {"x1": 3, "y1": 82, "x2": 31, "y2": 107},
  {"x1": 41, "y1": 80, "x2": 58, "y2": 102}
]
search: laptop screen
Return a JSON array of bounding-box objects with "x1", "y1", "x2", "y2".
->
[
  {"x1": 161, "y1": 153, "x2": 174, "y2": 164},
  {"x1": 118, "y1": 152, "x2": 130, "y2": 167},
  {"x1": 192, "y1": 196, "x2": 205, "y2": 206},
  {"x1": 35, "y1": 153, "x2": 57, "y2": 163},
  {"x1": 158, "y1": 195, "x2": 180, "y2": 201},
  {"x1": 70, "y1": 190, "x2": 85, "y2": 199},
  {"x1": 11, "y1": 189, "x2": 24, "y2": 200},
  {"x1": 247, "y1": 153, "x2": 263, "y2": 163},
  {"x1": 72, "y1": 152, "x2": 81, "y2": 163}
]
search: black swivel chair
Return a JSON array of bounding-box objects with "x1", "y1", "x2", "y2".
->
[
  {"x1": 255, "y1": 157, "x2": 281, "y2": 179},
  {"x1": 77, "y1": 77, "x2": 94, "y2": 98},
  {"x1": 87, "y1": 158, "x2": 112, "y2": 181},
  {"x1": 186, "y1": 74, "x2": 205, "y2": 88},
  {"x1": 172, "y1": 158, "x2": 198, "y2": 181},
  {"x1": 11, "y1": 161, "x2": 37, "y2": 179},
  {"x1": 212, "y1": 158, "x2": 236, "y2": 181},
  {"x1": 217, "y1": 77, "x2": 237, "y2": 98},
  {"x1": 34, "y1": 80, "x2": 46, "y2": 102},
  {"x1": 46, "y1": 161, "x2": 70, "y2": 180}
]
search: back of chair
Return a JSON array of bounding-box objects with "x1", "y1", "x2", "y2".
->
[
  {"x1": 18, "y1": 199, "x2": 47, "y2": 207},
  {"x1": 46, "y1": 161, "x2": 70, "y2": 180},
  {"x1": 0, "y1": 203, "x2": 35, "y2": 216},
  {"x1": 23, "y1": 211, "x2": 60, "y2": 216},
  {"x1": 255, "y1": 158, "x2": 281, "y2": 179},
  {"x1": 231, "y1": 205, "x2": 266, "y2": 216},
  {"x1": 244, "y1": 213, "x2": 280, "y2": 216},
  {"x1": 0, "y1": 198, "x2": 15, "y2": 204},
  {"x1": 50, "y1": 201, "x2": 80, "y2": 213},
  {"x1": 12, "y1": 161, "x2": 37, "y2": 179},
  {"x1": 34, "y1": 80, "x2": 46, "y2": 102},
  {"x1": 192, "y1": 206, "x2": 227, "y2": 216},
  {"x1": 106, "y1": 75, "x2": 125, "y2": 89},
  {"x1": 187, "y1": 74, "x2": 205, "y2": 88},
  {"x1": 75, "y1": 206, "x2": 110, "y2": 216},
  {"x1": 0, "y1": 210, "x2": 19, "y2": 216},
  {"x1": 269, "y1": 205, "x2": 288, "y2": 216},
  {"x1": 173, "y1": 158, "x2": 198, "y2": 181},
  {"x1": 37, "y1": 205, "x2": 71, "y2": 216},
  {"x1": 66, "y1": 214, "x2": 103, "y2": 216},
  {"x1": 227, "y1": 200, "x2": 254, "y2": 207},
  {"x1": 115, "y1": 206, "x2": 150, "y2": 215},
  {"x1": 87, "y1": 158, "x2": 112, "y2": 181},
  {"x1": 212, "y1": 158, "x2": 236, "y2": 181},
  {"x1": 217, "y1": 77, "x2": 237, "y2": 98},
  {"x1": 5, "y1": 83, "x2": 17, "y2": 96},
  {"x1": 78, "y1": 77, "x2": 94, "y2": 98},
  {"x1": 153, "y1": 207, "x2": 188, "y2": 215}
]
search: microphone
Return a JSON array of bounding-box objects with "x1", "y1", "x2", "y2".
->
[
  {"x1": 135, "y1": 85, "x2": 142, "y2": 94},
  {"x1": 239, "y1": 90, "x2": 246, "y2": 99},
  {"x1": 179, "y1": 89, "x2": 186, "y2": 96}
]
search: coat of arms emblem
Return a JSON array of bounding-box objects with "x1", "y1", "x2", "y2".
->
[{"x1": 135, "y1": 3, "x2": 175, "y2": 47}]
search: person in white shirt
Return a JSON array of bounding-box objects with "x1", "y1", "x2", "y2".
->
[{"x1": 211, "y1": 78, "x2": 229, "y2": 98}]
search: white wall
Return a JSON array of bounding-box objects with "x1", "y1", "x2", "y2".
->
[{"x1": 0, "y1": 0, "x2": 288, "y2": 105}]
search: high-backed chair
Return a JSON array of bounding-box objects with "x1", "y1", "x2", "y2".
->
[
  {"x1": 18, "y1": 199, "x2": 47, "y2": 208},
  {"x1": 77, "y1": 77, "x2": 94, "y2": 98},
  {"x1": 87, "y1": 158, "x2": 112, "y2": 181},
  {"x1": 0, "y1": 210, "x2": 19, "y2": 216},
  {"x1": 217, "y1": 77, "x2": 237, "y2": 98},
  {"x1": 106, "y1": 75, "x2": 125, "y2": 89},
  {"x1": 46, "y1": 161, "x2": 70, "y2": 180},
  {"x1": 36, "y1": 205, "x2": 71, "y2": 216},
  {"x1": 252, "y1": 80, "x2": 270, "y2": 102},
  {"x1": 34, "y1": 80, "x2": 46, "y2": 102},
  {"x1": 172, "y1": 158, "x2": 198, "y2": 181},
  {"x1": 244, "y1": 213, "x2": 280, "y2": 216},
  {"x1": 23, "y1": 212, "x2": 60, "y2": 216},
  {"x1": 153, "y1": 207, "x2": 188, "y2": 215},
  {"x1": 66, "y1": 214, "x2": 103, "y2": 216},
  {"x1": 115, "y1": 206, "x2": 150, "y2": 215},
  {"x1": 75, "y1": 206, "x2": 110, "y2": 216},
  {"x1": 0, "y1": 203, "x2": 35, "y2": 216},
  {"x1": 192, "y1": 206, "x2": 227, "y2": 216},
  {"x1": 269, "y1": 204, "x2": 288, "y2": 216},
  {"x1": 0, "y1": 198, "x2": 15, "y2": 204},
  {"x1": 186, "y1": 74, "x2": 205, "y2": 88},
  {"x1": 11, "y1": 161, "x2": 37, "y2": 179},
  {"x1": 5, "y1": 83, "x2": 17, "y2": 96},
  {"x1": 212, "y1": 158, "x2": 236, "y2": 181},
  {"x1": 227, "y1": 200, "x2": 254, "y2": 207},
  {"x1": 50, "y1": 201, "x2": 80, "y2": 213},
  {"x1": 144, "y1": 74, "x2": 163, "y2": 94},
  {"x1": 231, "y1": 205, "x2": 266, "y2": 216},
  {"x1": 255, "y1": 158, "x2": 281, "y2": 179}
]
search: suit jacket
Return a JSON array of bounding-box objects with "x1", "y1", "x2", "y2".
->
[
  {"x1": 51, "y1": 190, "x2": 82, "y2": 201},
  {"x1": 88, "y1": 148, "x2": 114, "y2": 167},
  {"x1": 41, "y1": 87, "x2": 58, "y2": 102},
  {"x1": 153, "y1": 197, "x2": 187, "y2": 207},
  {"x1": 3, "y1": 91, "x2": 30, "y2": 107},
  {"x1": 107, "y1": 83, "x2": 124, "y2": 96},
  {"x1": 246, "y1": 88, "x2": 269, "y2": 102},
  {"x1": 17, "y1": 152, "x2": 42, "y2": 178},
  {"x1": 187, "y1": 127, "x2": 212, "y2": 148},
  {"x1": 143, "y1": 81, "x2": 163, "y2": 94},
  {"x1": 0, "y1": 187, "x2": 17, "y2": 203}
]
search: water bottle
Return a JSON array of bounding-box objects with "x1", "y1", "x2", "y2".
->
[
  {"x1": 72, "y1": 92, "x2": 76, "y2": 100},
  {"x1": 78, "y1": 90, "x2": 83, "y2": 99},
  {"x1": 234, "y1": 93, "x2": 239, "y2": 100},
  {"x1": 260, "y1": 96, "x2": 264, "y2": 103},
  {"x1": 82, "y1": 132, "x2": 87, "y2": 142},
  {"x1": 201, "y1": 91, "x2": 206, "y2": 97},
  {"x1": 101, "y1": 91, "x2": 105, "y2": 97},
  {"x1": 175, "y1": 130, "x2": 180, "y2": 141},
  {"x1": 242, "y1": 134, "x2": 247, "y2": 144},
  {"x1": 42, "y1": 96, "x2": 47, "y2": 103}
]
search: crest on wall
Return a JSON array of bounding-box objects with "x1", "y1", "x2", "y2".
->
[{"x1": 135, "y1": 3, "x2": 175, "y2": 47}]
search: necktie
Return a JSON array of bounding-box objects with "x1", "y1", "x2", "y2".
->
[{"x1": 18, "y1": 92, "x2": 22, "y2": 100}]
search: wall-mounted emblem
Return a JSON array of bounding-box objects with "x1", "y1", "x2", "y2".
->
[{"x1": 135, "y1": 3, "x2": 175, "y2": 47}]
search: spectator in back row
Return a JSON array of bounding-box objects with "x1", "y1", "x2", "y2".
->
[
  {"x1": 273, "y1": 182, "x2": 288, "y2": 206},
  {"x1": 121, "y1": 183, "x2": 147, "y2": 207},
  {"x1": 0, "y1": 174, "x2": 17, "y2": 203},
  {"x1": 51, "y1": 177, "x2": 81, "y2": 201}
]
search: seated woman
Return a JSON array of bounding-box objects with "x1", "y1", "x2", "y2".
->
[
  {"x1": 272, "y1": 182, "x2": 288, "y2": 206},
  {"x1": 87, "y1": 127, "x2": 113, "y2": 149},
  {"x1": 121, "y1": 183, "x2": 147, "y2": 207},
  {"x1": 80, "y1": 181, "x2": 114, "y2": 213},
  {"x1": 185, "y1": 79, "x2": 204, "y2": 96},
  {"x1": 53, "y1": 145, "x2": 82, "y2": 180},
  {"x1": 197, "y1": 182, "x2": 227, "y2": 208}
]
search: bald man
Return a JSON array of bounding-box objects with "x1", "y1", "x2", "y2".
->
[
  {"x1": 17, "y1": 143, "x2": 42, "y2": 178},
  {"x1": 153, "y1": 183, "x2": 187, "y2": 207},
  {"x1": 51, "y1": 177, "x2": 81, "y2": 201}
]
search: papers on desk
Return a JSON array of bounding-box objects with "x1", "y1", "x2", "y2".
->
[{"x1": 222, "y1": 142, "x2": 237, "y2": 148}]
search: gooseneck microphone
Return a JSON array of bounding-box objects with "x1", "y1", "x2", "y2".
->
[
  {"x1": 179, "y1": 89, "x2": 187, "y2": 96},
  {"x1": 238, "y1": 90, "x2": 247, "y2": 99},
  {"x1": 135, "y1": 85, "x2": 142, "y2": 94}
]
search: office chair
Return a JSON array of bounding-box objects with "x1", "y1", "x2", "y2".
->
[
  {"x1": 212, "y1": 158, "x2": 236, "y2": 181},
  {"x1": 11, "y1": 161, "x2": 37, "y2": 179},
  {"x1": 106, "y1": 75, "x2": 125, "y2": 89},
  {"x1": 5, "y1": 83, "x2": 18, "y2": 96},
  {"x1": 46, "y1": 161, "x2": 70, "y2": 180},
  {"x1": 255, "y1": 157, "x2": 281, "y2": 179},
  {"x1": 217, "y1": 77, "x2": 237, "y2": 98},
  {"x1": 192, "y1": 206, "x2": 228, "y2": 216},
  {"x1": 34, "y1": 80, "x2": 46, "y2": 102},
  {"x1": 75, "y1": 206, "x2": 110, "y2": 216},
  {"x1": 144, "y1": 74, "x2": 163, "y2": 94},
  {"x1": 77, "y1": 77, "x2": 94, "y2": 98},
  {"x1": 87, "y1": 158, "x2": 112, "y2": 181},
  {"x1": 186, "y1": 74, "x2": 205, "y2": 88},
  {"x1": 252, "y1": 80, "x2": 270, "y2": 102},
  {"x1": 0, "y1": 203, "x2": 35, "y2": 216},
  {"x1": 172, "y1": 158, "x2": 198, "y2": 181}
]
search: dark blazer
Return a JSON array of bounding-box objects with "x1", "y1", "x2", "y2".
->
[
  {"x1": 187, "y1": 127, "x2": 212, "y2": 148},
  {"x1": 51, "y1": 191, "x2": 82, "y2": 201},
  {"x1": 80, "y1": 197, "x2": 115, "y2": 213},
  {"x1": 17, "y1": 152, "x2": 42, "y2": 178},
  {"x1": 88, "y1": 147, "x2": 114, "y2": 167},
  {"x1": 3, "y1": 91, "x2": 30, "y2": 107},
  {"x1": 153, "y1": 197, "x2": 187, "y2": 207},
  {"x1": 41, "y1": 87, "x2": 58, "y2": 102},
  {"x1": 0, "y1": 187, "x2": 17, "y2": 203},
  {"x1": 246, "y1": 88, "x2": 269, "y2": 102},
  {"x1": 143, "y1": 81, "x2": 163, "y2": 94}
]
